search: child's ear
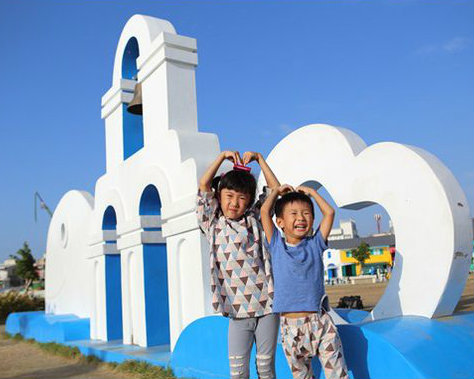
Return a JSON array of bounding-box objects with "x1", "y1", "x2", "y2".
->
[{"x1": 276, "y1": 217, "x2": 284, "y2": 229}]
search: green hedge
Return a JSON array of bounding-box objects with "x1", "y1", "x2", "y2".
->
[{"x1": 0, "y1": 292, "x2": 45, "y2": 324}]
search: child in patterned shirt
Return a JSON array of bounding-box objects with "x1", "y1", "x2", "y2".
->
[{"x1": 196, "y1": 150, "x2": 280, "y2": 379}]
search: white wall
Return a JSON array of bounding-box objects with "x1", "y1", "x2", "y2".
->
[{"x1": 45, "y1": 190, "x2": 94, "y2": 318}]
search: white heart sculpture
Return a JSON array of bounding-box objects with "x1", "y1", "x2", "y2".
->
[{"x1": 259, "y1": 124, "x2": 472, "y2": 320}]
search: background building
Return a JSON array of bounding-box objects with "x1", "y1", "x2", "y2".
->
[
  {"x1": 328, "y1": 219, "x2": 359, "y2": 241},
  {"x1": 324, "y1": 218, "x2": 396, "y2": 282},
  {"x1": 330, "y1": 233, "x2": 395, "y2": 277},
  {"x1": 0, "y1": 258, "x2": 22, "y2": 288}
]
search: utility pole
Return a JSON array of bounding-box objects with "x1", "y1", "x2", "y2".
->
[
  {"x1": 34, "y1": 192, "x2": 52, "y2": 222},
  {"x1": 374, "y1": 213, "x2": 382, "y2": 234}
]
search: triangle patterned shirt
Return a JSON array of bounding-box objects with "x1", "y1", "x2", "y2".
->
[{"x1": 196, "y1": 189, "x2": 274, "y2": 318}]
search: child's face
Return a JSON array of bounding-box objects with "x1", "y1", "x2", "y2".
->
[
  {"x1": 219, "y1": 188, "x2": 251, "y2": 219},
  {"x1": 276, "y1": 200, "x2": 314, "y2": 242}
]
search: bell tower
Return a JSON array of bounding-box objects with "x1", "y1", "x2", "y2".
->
[{"x1": 101, "y1": 15, "x2": 198, "y2": 172}]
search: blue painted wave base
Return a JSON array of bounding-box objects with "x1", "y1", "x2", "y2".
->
[{"x1": 6, "y1": 310, "x2": 474, "y2": 379}]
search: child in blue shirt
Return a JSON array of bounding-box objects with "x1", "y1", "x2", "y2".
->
[{"x1": 261, "y1": 184, "x2": 349, "y2": 379}]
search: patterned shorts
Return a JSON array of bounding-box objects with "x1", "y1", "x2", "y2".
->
[{"x1": 280, "y1": 312, "x2": 349, "y2": 379}]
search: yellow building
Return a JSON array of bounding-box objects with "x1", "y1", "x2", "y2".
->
[
  {"x1": 329, "y1": 234, "x2": 396, "y2": 278},
  {"x1": 340, "y1": 246, "x2": 393, "y2": 276}
]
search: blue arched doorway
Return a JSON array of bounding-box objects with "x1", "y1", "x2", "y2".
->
[
  {"x1": 102, "y1": 205, "x2": 123, "y2": 340},
  {"x1": 139, "y1": 185, "x2": 170, "y2": 345},
  {"x1": 327, "y1": 263, "x2": 338, "y2": 280}
]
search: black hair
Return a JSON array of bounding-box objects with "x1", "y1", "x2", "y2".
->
[
  {"x1": 275, "y1": 192, "x2": 314, "y2": 218},
  {"x1": 211, "y1": 170, "x2": 257, "y2": 206}
]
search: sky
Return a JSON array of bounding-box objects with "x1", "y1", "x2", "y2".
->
[{"x1": 0, "y1": 0, "x2": 472, "y2": 262}]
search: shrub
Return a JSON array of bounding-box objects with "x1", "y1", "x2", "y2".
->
[
  {"x1": 0, "y1": 292, "x2": 45, "y2": 324},
  {"x1": 117, "y1": 360, "x2": 175, "y2": 379}
]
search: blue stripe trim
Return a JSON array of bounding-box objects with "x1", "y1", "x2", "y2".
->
[{"x1": 143, "y1": 244, "x2": 170, "y2": 345}]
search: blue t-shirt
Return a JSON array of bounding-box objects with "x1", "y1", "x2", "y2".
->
[{"x1": 266, "y1": 226, "x2": 328, "y2": 313}]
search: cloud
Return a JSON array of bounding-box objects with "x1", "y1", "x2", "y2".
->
[
  {"x1": 442, "y1": 37, "x2": 470, "y2": 53},
  {"x1": 416, "y1": 37, "x2": 471, "y2": 55}
]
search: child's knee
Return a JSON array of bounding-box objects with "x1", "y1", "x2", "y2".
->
[
  {"x1": 256, "y1": 353, "x2": 275, "y2": 379},
  {"x1": 229, "y1": 355, "x2": 249, "y2": 379}
]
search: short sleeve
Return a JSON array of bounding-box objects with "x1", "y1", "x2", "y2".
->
[
  {"x1": 196, "y1": 189, "x2": 219, "y2": 237},
  {"x1": 248, "y1": 186, "x2": 273, "y2": 220},
  {"x1": 264, "y1": 225, "x2": 281, "y2": 254},
  {"x1": 310, "y1": 227, "x2": 329, "y2": 255}
]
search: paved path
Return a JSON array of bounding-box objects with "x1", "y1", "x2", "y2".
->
[
  {"x1": 0, "y1": 327, "x2": 133, "y2": 379},
  {"x1": 325, "y1": 273, "x2": 474, "y2": 313}
]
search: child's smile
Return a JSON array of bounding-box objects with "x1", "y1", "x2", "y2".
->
[
  {"x1": 294, "y1": 222, "x2": 309, "y2": 233},
  {"x1": 277, "y1": 200, "x2": 314, "y2": 244}
]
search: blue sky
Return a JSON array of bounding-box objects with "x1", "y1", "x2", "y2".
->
[{"x1": 0, "y1": 0, "x2": 472, "y2": 261}]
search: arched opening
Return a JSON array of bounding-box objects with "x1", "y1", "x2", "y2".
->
[
  {"x1": 139, "y1": 185, "x2": 161, "y2": 216},
  {"x1": 121, "y1": 37, "x2": 143, "y2": 160},
  {"x1": 122, "y1": 37, "x2": 139, "y2": 80},
  {"x1": 101, "y1": 206, "x2": 123, "y2": 340},
  {"x1": 138, "y1": 185, "x2": 170, "y2": 346},
  {"x1": 102, "y1": 205, "x2": 117, "y2": 230},
  {"x1": 327, "y1": 263, "x2": 338, "y2": 280}
]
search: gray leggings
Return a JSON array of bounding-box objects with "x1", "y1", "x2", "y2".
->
[{"x1": 228, "y1": 313, "x2": 280, "y2": 379}]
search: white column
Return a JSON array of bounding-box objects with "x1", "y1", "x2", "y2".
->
[
  {"x1": 137, "y1": 32, "x2": 198, "y2": 146},
  {"x1": 101, "y1": 79, "x2": 135, "y2": 173}
]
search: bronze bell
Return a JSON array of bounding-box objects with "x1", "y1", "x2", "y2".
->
[{"x1": 127, "y1": 82, "x2": 143, "y2": 115}]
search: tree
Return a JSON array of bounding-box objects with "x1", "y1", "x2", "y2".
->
[
  {"x1": 351, "y1": 242, "x2": 371, "y2": 275},
  {"x1": 10, "y1": 242, "x2": 39, "y2": 292}
]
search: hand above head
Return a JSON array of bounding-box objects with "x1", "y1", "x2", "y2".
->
[
  {"x1": 199, "y1": 151, "x2": 243, "y2": 192},
  {"x1": 243, "y1": 151, "x2": 281, "y2": 190},
  {"x1": 222, "y1": 151, "x2": 242, "y2": 165},
  {"x1": 277, "y1": 184, "x2": 295, "y2": 195},
  {"x1": 242, "y1": 151, "x2": 260, "y2": 166},
  {"x1": 296, "y1": 185, "x2": 315, "y2": 196}
]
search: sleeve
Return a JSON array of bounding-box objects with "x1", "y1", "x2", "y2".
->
[
  {"x1": 310, "y1": 226, "x2": 329, "y2": 256},
  {"x1": 249, "y1": 186, "x2": 273, "y2": 220},
  {"x1": 264, "y1": 225, "x2": 281, "y2": 255},
  {"x1": 196, "y1": 189, "x2": 219, "y2": 237}
]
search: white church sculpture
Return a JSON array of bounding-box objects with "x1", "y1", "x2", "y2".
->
[
  {"x1": 44, "y1": 14, "x2": 472, "y2": 355},
  {"x1": 46, "y1": 15, "x2": 219, "y2": 349}
]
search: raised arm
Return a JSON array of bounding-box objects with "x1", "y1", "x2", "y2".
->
[
  {"x1": 243, "y1": 152, "x2": 280, "y2": 189},
  {"x1": 261, "y1": 184, "x2": 294, "y2": 244},
  {"x1": 296, "y1": 186, "x2": 335, "y2": 241},
  {"x1": 199, "y1": 151, "x2": 242, "y2": 192}
]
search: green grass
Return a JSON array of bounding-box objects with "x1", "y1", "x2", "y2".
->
[
  {"x1": 116, "y1": 360, "x2": 175, "y2": 379},
  {"x1": 3, "y1": 331, "x2": 177, "y2": 379}
]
